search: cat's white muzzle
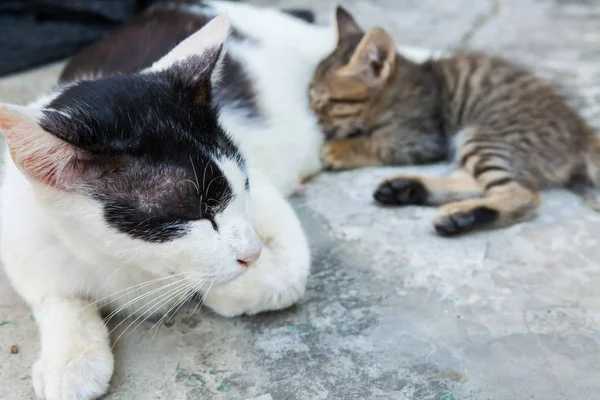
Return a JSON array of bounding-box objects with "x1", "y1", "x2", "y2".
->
[{"x1": 231, "y1": 225, "x2": 262, "y2": 268}]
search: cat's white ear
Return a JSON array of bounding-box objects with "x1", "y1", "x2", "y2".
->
[
  {"x1": 146, "y1": 14, "x2": 230, "y2": 76},
  {"x1": 0, "y1": 104, "x2": 84, "y2": 191},
  {"x1": 339, "y1": 27, "x2": 397, "y2": 87},
  {"x1": 334, "y1": 6, "x2": 363, "y2": 43}
]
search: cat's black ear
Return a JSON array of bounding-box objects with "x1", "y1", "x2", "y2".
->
[
  {"x1": 0, "y1": 104, "x2": 97, "y2": 191},
  {"x1": 145, "y1": 14, "x2": 230, "y2": 89},
  {"x1": 335, "y1": 6, "x2": 363, "y2": 43},
  {"x1": 339, "y1": 27, "x2": 397, "y2": 87}
]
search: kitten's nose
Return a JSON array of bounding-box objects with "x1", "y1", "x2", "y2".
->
[{"x1": 235, "y1": 228, "x2": 262, "y2": 267}]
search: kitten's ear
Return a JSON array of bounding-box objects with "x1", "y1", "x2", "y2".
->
[
  {"x1": 334, "y1": 6, "x2": 363, "y2": 43},
  {"x1": 339, "y1": 27, "x2": 397, "y2": 87},
  {"x1": 146, "y1": 14, "x2": 230, "y2": 80},
  {"x1": 0, "y1": 104, "x2": 91, "y2": 191}
]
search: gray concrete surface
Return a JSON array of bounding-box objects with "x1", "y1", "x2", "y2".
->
[{"x1": 2, "y1": 0, "x2": 600, "y2": 399}]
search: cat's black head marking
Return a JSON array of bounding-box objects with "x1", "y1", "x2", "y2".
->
[{"x1": 41, "y1": 64, "x2": 246, "y2": 243}]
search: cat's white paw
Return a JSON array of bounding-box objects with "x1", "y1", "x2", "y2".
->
[
  {"x1": 32, "y1": 346, "x2": 113, "y2": 400},
  {"x1": 204, "y1": 246, "x2": 309, "y2": 317}
]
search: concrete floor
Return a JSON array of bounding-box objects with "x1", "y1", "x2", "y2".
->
[{"x1": 2, "y1": 0, "x2": 600, "y2": 399}]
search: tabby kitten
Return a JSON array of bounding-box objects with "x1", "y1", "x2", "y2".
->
[{"x1": 309, "y1": 8, "x2": 600, "y2": 236}]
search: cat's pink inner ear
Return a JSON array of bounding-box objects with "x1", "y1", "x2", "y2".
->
[
  {"x1": 341, "y1": 27, "x2": 397, "y2": 86},
  {"x1": 0, "y1": 106, "x2": 80, "y2": 190}
]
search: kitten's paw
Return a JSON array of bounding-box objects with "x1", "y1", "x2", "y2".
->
[
  {"x1": 374, "y1": 178, "x2": 428, "y2": 205},
  {"x1": 320, "y1": 141, "x2": 354, "y2": 170},
  {"x1": 433, "y1": 206, "x2": 498, "y2": 236},
  {"x1": 33, "y1": 346, "x2": 113, "y2": 400}
]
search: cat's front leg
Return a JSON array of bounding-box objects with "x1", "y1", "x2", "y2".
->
[
  {"x1": 32, "y1": 296, "x2": 113, "y2": 400},
  {"x1": 204, "y1": 171, "x2": 310, "y2": 317}
]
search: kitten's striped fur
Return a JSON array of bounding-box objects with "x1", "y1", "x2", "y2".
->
[{"x1": 309, "y1": 8, "x2": 600, "y2": 236}]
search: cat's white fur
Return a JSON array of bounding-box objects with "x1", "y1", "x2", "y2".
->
[{"x1": 0, "y1": 3, "x2": 437, "y2": 399}]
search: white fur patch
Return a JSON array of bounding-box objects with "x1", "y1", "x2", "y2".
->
[{"x1": 146, "y1": 13, "x2": 230, "y2": 73}]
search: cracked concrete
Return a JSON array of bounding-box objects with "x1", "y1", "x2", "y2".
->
[
  {"x1": 458, "y1": 0, "x2": 500, "y2": 47},
  {"x1": 2, "y1": 1, "x2": 600, "y2": 399}
]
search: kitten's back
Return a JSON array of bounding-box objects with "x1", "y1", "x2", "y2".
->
[{"x1": 429, "y1": 52, "x2": 595, "y2": 188}]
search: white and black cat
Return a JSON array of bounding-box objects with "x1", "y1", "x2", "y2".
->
[{"x1": 0, "y1": 2, "x2": 433, "y2": 399}]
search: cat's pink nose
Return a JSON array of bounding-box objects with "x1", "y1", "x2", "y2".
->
[
  {"x1": 235, "y1": 228, "x2": 262, "y2": 267},
  {"x1": 236, "y1": 247, "x2": 261, "y2": 267}
]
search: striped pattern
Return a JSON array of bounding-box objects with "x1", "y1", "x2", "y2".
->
[{"x1": 310, "y1": 37, "x2": 600, "y2": 234}]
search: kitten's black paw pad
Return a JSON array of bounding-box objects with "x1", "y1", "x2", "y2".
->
[
  {"x1": 374, "y1": 179, "x2": 428, "y2": 205},
  {"x1": 433, "y1": 206, "x2": 498, "y2": 236}
]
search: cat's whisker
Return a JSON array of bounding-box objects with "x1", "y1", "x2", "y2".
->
[
  {"x1": 108, "y1": 283, "x2": 187, "y2": 343},
  {"x1": 103, "y1": 278, "x2": 188, "y2": 323},
  {"x1": 122, "y1": 282, "x2": 196, "y2": 341},
  {"x1": 94, "y1": 251, "x2": 143, "y2": 297},
  {"x1": 150, "y1": 283, "x2": 200, "y2": 340},
  {"x1": 189, "y1": 155, "x2": 200, "y2": 195},
  {"x1": 56, "y1": 242, "x2": 106, "y2": 279},
  {"x1": 187, "y1": 280, "x2": 213, "y2": 322},
  {"x1": 106, "y1": 282, "x2": 189, "y2": 333},
  {"x1": 98, "y1": 278, "x2": 186, "y2": 316},
  {"x1": 204, "y1": 176, "x2": 219, "y2": 198},
  {"x1": 109, "y1": 282, "x2": 192, "y2": 346},
  {"x1": 150, "y1": 278, "x2": 213, "y2": 336},
  {"x1": 103, "y1": 284, "x2": 184, "y2": 326},
  {"x1": 201, "y1": 161, "x2": 209, "y2": 193},
  {"x1": 98, "y1": 273, "x2": 188, "y2": 311},
  {"x1": 180, "y1": 179, "x2": 199, "y2": 193},
  {"x1": 89, "y1": 272, "x2": 190, "y2": 309}
]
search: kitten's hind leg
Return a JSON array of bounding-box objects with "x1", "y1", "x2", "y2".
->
[
  {"x1": 433, "y1": 181, "x2": 540, "y2": 236},
  {"x1": 374, "y1": 169, "x2": 483, "y2": 206},
  {"x1": 431, "y1": 139, "x2": 542, "y2": 235}
]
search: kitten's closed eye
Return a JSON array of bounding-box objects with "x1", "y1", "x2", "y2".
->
[{"x1": 347, "y1": 127, "x2": 366, "y2": 138}]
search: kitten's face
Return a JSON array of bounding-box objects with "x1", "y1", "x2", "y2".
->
[
  {"x1": 0, "y1": 16, "x2": 260, "y2": 287},
  {"x1": 309, "y1": 34, "x2": 370, "y2": 140},
  {"x1": 309, "y1": 8, "x2": 399, "y2": 140}
]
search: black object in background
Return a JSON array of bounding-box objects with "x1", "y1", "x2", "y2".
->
[{"x1": 0, "y1": 0, "x2": 160, "y2": 77}]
